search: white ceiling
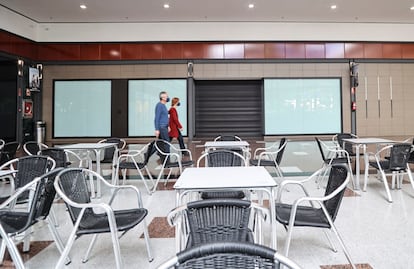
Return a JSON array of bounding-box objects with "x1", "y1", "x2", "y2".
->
[{"x1": 0, "y1": 0, "x2": 414, "y2": 24}]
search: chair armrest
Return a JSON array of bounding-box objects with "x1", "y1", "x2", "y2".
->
[
  {"x1": 167, "y1": 204, "x2": 188, "y2": 226},
  {"x1": 0, "y1": 176, "x2": 39, "y2": 209},
  {"x1": 250, "y1": 202, "x2": 269, "y2": 222},
  {"x1": 87, "y1": 169, "x2": 145, "y2": 207},
  {"x1": 276, "y1": 169, "x2": 323, "y2": 203}
]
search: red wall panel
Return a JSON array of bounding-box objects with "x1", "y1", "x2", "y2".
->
[
  {"x1": 121, "y1": 44, "x2": 142, "y2": 60},
  {"x1": 382, "y1": 43, "x2": 402, "y2": 59},
  {"x1": 2, "y1": 30, "x2": 414, "y2": 61},
  {"x1": 38, "y1": 44, "x2": 80, "y2": 61},
  {"x1": 264, "y1": 43, "x2": 285, "y2": 58},
  {"x1": 100, "y1": 44, "x2": 121, "y2": 60},
  {"x1": 285, "y1": 43, "x2": 305, "y2": 58},
  {"x1": 162, "y1": 43, "x2": 182, "y2": 59},
  {"x1": 141, "y1": 43, "x2": 162, "y2": 60},
  {"x1": 363, "y1": 43, "x2": 382, "y2": 58},
  {"x1": 305, "y1": 43, "x2": 325, "y2": 59},
  {"x1": 345, "y1": 43, "x2": 364, "y2": 58},
  {"x1": 402, "y1": 44, "x2": 414, "y2": 59},
  {"x1": 80, "y1": 44, "x2": 100, "y2": 60},
  {"x1": 182, "y1": 43, "x2": 204, "y2": 59},
  {"x1": 245, "y1": 43, "x2": 265, "y2": 59}
]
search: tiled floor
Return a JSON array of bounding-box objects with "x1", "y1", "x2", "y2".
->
[{"x1": 2, "y1": 139, "x2": 414, "y2": 269}]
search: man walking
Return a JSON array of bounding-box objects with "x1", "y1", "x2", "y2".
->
[{"x1": 154, "y1": 91, "x2": 170, "y2": 160}]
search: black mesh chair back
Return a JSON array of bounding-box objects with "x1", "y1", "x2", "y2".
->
[
  {"x1": 56, "y1": 169, "x2": 93, "y2": 225},
  {"x1": 41, "y1": 148, "x2": 68, "y2": 168},
  {"x1": 145, "y1": 140, "x2": 156, "y2": 164},
  {"x1": 99, "y1": 137, "x2": 125, "y2": 163},
  {"x1": 15, "y1": 155, "x2": 50, "y2": 201},
  {"x1": 185, "y1": 199, "x2": 253, "y2": 247},
  {"x1": 0, "y1": 168, "x2": 63, "y2": 236},
  {"x1": 0, "y1": 168, "x2": 64, "y2": 268},
  {"x1": 23, "y1": 141, "x2": 47, "y2": 156},
  {"x1": 388, "y1": 143, "x2": 412, "y2": 171},
  {"x1": 0, "y1": 141, "x2": 19, "y2": 166},
  {"x1": 315, "y1": 137, "x2": 328, "y2": 162},
  {"x1": 275, "y1": 138, "x2": 287, "y2": 164},
  {"x1": 323, "y1": 165, "x2": 348, "y2": 221},
  {"x1": 336, "y1": 133, "x2": 356, "y2": 155},
  {"x1": 54, "y1": 167, "x2": 153, "y2": 267},
  {"x1": 207, "y1": 150, "x2": 245, "y2": 167},
  {"x1": 158, "y1": 242, "x2": 302, "y2": 269},
  {"x1": 15, "y1": 156, "x2": 49, "y2": 188},
  {"x1": 198, "y1": 150, "x2": 246, "y2": 199}
]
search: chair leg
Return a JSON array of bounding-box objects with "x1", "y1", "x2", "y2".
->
[
  {"x1": 391, "y1": 173, "x2": 396, "y2": 189},
  {"x1": 0, "y1": 225, "x2": 25, "y2": 269},
  {"x1": 284, "y1": 221, "x2": 295, "y2": 257},
  {"x1": 322, "y1": 229, "x2": 338, "y2": 253},
  {"x1": 47, "y1": 217, "x2": 71, "y2": 265},
  {"x1": 380, "y1": 170, "x2": 393, "y2": 203},
  {"x1": 0, "y1": 239, "x2": 6, "y2": 265},
  {"x1": 138, "y1": 168, "x2": 152, "y2": 195},
  {"x1": 112, "y1": 166, "x2": 119, "y2": 185},
  {"x1": 108, "y1": 218, "x2": 123, "y2": 269},
  {"x1": 121, "y1": 169, "x2": 127, "y2": 185},
  {"x1": 22, "y1": 227, "x2": 31, "y2": 252},
  {"x1": 346, "y1": 158, "x2": 356, "y2": 190},
  {"x1": 164, "y1": 169, "x2": 173, "y2": 186},
  {"x1": 56, "y1": 221, "x2": 81, "y2": 269},
  {"x1": 82, "y1": 234, "x2": 99, "y2": 263},
  {"x1": 321, "y1": 207, "x2": 356, "y2": 269},
  {"x1": 141, "y1": 219, "x2": 154, "y2": 262},
  {"x1": 406, "y1": 166, "x2": 414, "y2": 195},
  {"x1": 330, "y1": 224, "x2": 357, "y2": 269}
]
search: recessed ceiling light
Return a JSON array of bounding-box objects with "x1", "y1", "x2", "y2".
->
[
  {"x1": 410, "y1": 6, "x2": 414, "y2": 10},
  {"x1": 80, "y1": 4, "x2": 87, "y2": 9},
  {"x1": 163, "y1": 3, "x2": 170, "y2": 8},
  {"x1": 248, "y1": 4, "x2": 255, "y2": 9},
  {"x1": 330, "y1": 5, "x2": 337, "y2": 10}
]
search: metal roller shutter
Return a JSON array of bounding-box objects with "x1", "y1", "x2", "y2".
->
[{"x1": 194, "y1": 80, "x2": 262, "y2": 138}]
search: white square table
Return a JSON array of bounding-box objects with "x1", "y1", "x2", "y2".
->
[
  {"x1": 59, "y1": 143, "x2": 118, "y2": 197},
  {"x1": 174, "y1": 166, "x2": 277, "y2": 250},
  {"x1": 342, "y1": 138, "x2": 396, "y2": 190}
]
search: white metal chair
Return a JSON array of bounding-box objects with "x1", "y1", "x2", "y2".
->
[
  {"x1": 157, "y1": 242, "x2": 302, "y2": 269},
  {"x1": 197, "y1": 150, "x2": 247, "y2": 199},
  {"x1": 250, "y1": 138, "x2": 287, "y2": 179},
  {"x1": 114, "y1": 142, "x2": 155, "y2": 194},
  {"x1": 94, "y1": 137, "x2": 127, "y2": 181},
  {"x1": 275, "y1": 164, "x2": 356, "y2": 269},
  {"x1": 315, "y1": 137, "x2": 355, "y2": 189},
  {"x1": 54, "y1": 168, "x2": 153, "y2": 269},
  {"x1": 364, "y1": 143, "x2": 414, "y2": 202},
  {"x1": 23, "y1": 141, "x2": 48, "y2": 155},
  {"x1": 0, "y1": 168, "x2": 67, "y2": 269},
  {"x1": 152, "y1": 139, "x2": 193, "y2": 193},
  {"x1": 167, "y1": 199, "x2": 268, "y2": 251}
]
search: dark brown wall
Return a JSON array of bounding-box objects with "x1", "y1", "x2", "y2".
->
[{"x1": 2, "y1": 30, "x2": 414, "y2": 61}]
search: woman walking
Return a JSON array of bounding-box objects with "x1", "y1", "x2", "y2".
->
[{"x1": 169, "y1": 97, "x2": 186, "y2": 150}]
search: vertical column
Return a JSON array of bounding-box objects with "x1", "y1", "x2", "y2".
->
[{"x1": 349, "y1": 61, "x2": 359, "y2": 134}]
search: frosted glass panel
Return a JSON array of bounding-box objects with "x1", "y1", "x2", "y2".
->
[
  {"x1": 264, "y1": 78, "x2": 342, "y2": 135},
  {"x1": 128, "y1": 80, "x2": 187, "y2": 136},
  {"x1": 54, "y1": 81, "x2": 111, "y2": 137}
]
